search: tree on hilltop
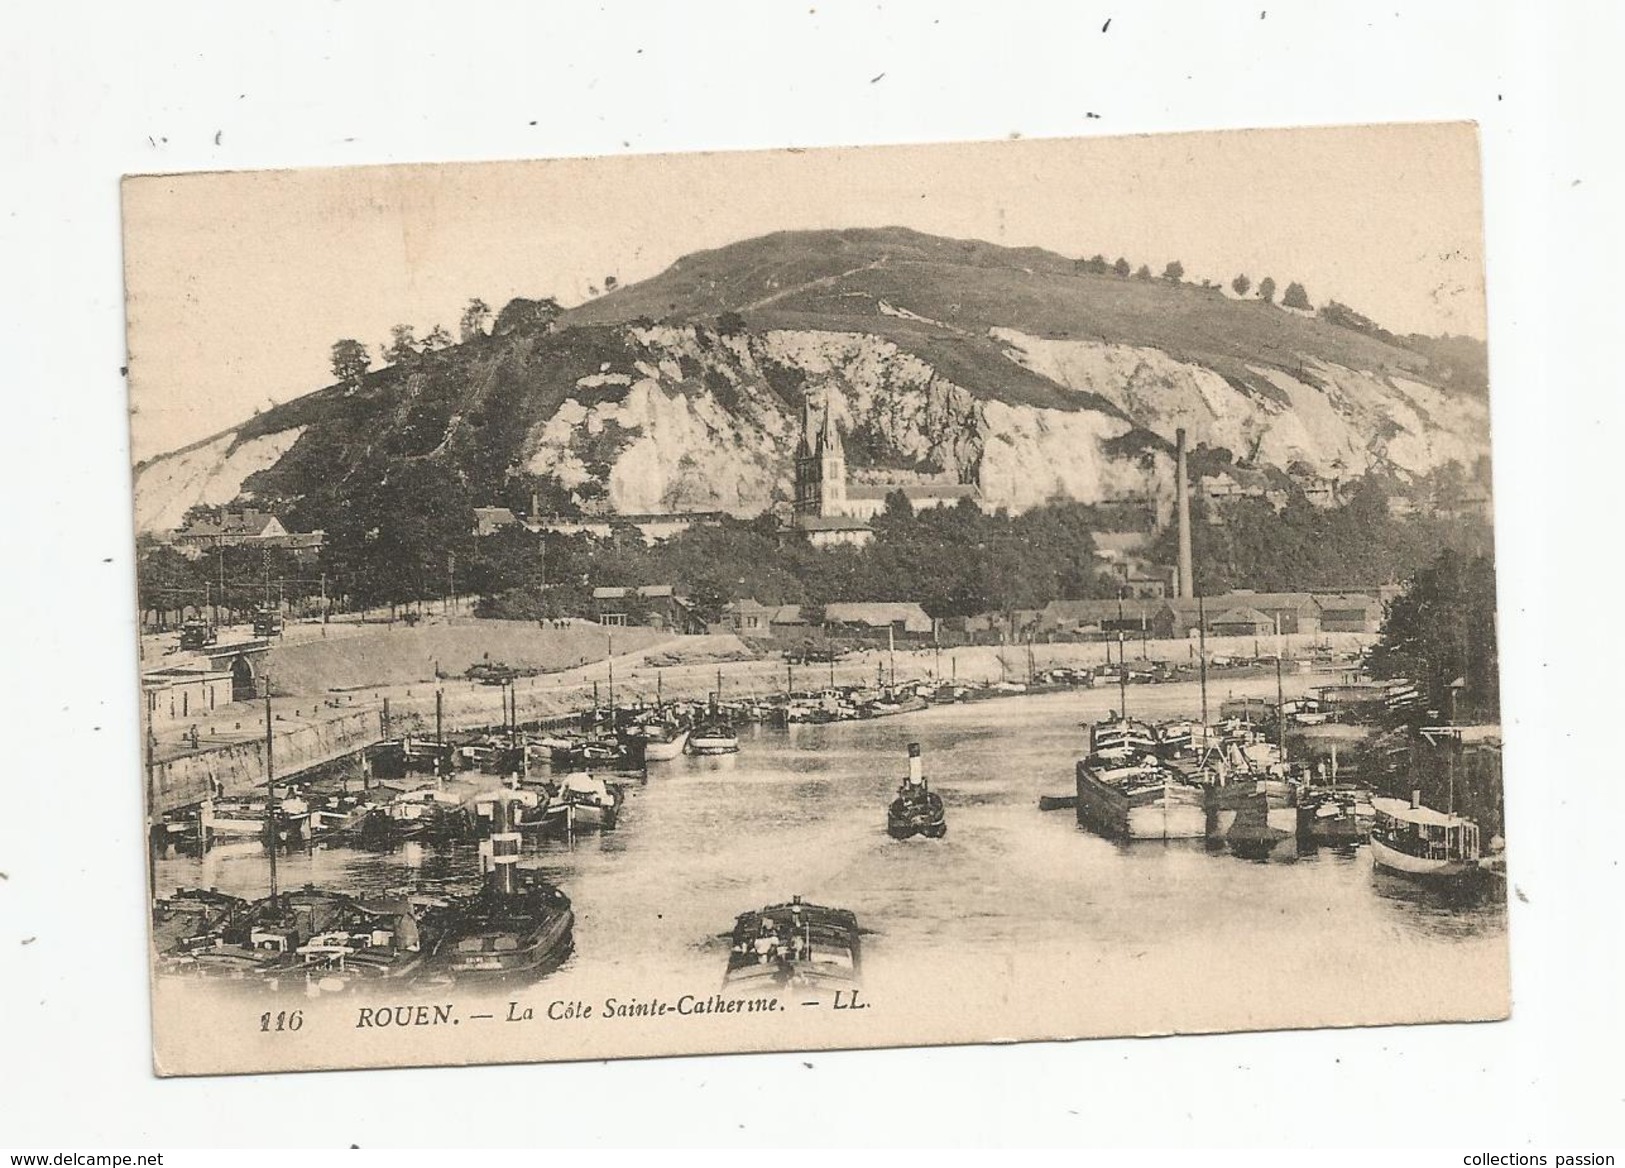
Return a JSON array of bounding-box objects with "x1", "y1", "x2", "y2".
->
[
  {"x1": 1231, "y1": 273, "x2": 1251, "y2": 297},
  {"x1": 1113, "y1": 257, "x2": 1131, "y2": 277},
  {"x1": 493, "y1": 297, "x2": 562, "y2": 335},
  {"x1": 1134, "y1": 264, "x2": 1152, "y2": 280},
  {"x1": 1162, "y1": 260, "x2": 1185, "y2": 281},
  {"x1": 1258, "y1": 276, "x2": 1277, "y2": 303},
  {"x1": 1283, "y1": 281, "x2": 1311, "y2": 310},
  {"x1": 382, "y1": 324, "x2": 419, "y2": 365},
  {"x1": 459, "y1": 298, "x2": 492, "y2": 341},
  {"x1": 421, "y1": 324, "x2": 453, "y2": 352},
  {"x1": 329, "y1": 338, "x2": 370, "y2": 389}
]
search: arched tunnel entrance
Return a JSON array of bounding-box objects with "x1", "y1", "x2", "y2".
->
[{"x1": 230, "y1": 654, "x2": 256, "y2": 702}]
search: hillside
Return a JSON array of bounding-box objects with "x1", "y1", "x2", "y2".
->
[{"x1": 133, "y1": 226, "x2": 1491, "y2": 536}]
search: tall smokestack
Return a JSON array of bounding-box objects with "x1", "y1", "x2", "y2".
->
[{"x1": 1176, "y1": 428, "x2": 1194, "y2": 599}]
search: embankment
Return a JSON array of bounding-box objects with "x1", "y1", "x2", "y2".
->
[{"x1": 266, "y1": 618, "x2": 670, "y2": 694}]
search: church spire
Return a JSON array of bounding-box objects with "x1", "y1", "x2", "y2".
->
[
  {"x1": 795, "y1": 392, "x2": 817, "y2": 459},
  {"x1": 818, "y1": 393, "x2": 843, "y2": 459},
  {"x1": 816, "y1": 392, "x2": 847, "y2": 517}
]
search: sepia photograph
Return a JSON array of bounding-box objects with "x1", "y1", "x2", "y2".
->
[{"x1": 123, "y1": 124, "x2": 1509, "y2": 1077}]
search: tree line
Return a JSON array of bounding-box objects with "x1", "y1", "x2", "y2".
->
[{"x1": 1074, "y1": 252, "x2": 1312, "y2": 308}]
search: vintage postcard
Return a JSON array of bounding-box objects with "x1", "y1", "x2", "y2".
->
[{"x1": 125, "y1": 124, "x2": 1507, "y2": 1077}]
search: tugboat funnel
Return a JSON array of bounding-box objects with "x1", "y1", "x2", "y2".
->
[{"x1": 908, "y1": 742, "x2": 923, "y2": 784}]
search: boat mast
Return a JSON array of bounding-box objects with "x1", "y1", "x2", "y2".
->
[
  {"x1": 1198, "y1": 594, "x2": 1209, "y2": 729},
  {"x1": 1117, "y1": 630, "x2": 1127, "y2": 719},
  {"x1": 264, "y1": 682, "x2": 278, "y2": 901},
  {"x1": 1275, "y1": 646, "x2": 1286, "y2": 759}
]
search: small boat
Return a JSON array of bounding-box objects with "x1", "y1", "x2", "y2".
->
[
  {"x1": 1369, "y1": 793, "x2": 1482, "y2": 879},
  {"x1": 1075, "y1": 718, "x2": 1206, "y2": 841},
  {"x1": 1295, "y1": 785, "x2": 1373, "y2": 846},
  {"x1": 887, "y1": 743, "x2": 946, "y2": 840},
  {"x1": 551, "y1": 735, "x2": 645, "y2": 772},
  {"x1": 152, "y1": 887, "x2": 247, "y2": 965},
  {"x1": 722, "y1": 895, "x2": 861, "y2": 998},
  {"x1": 545, "y1": 772, "x2": 622, "y2": 832},
  {"x1": 355, "y1": 787, "x2": 473, "y2": 846},
  {"x1": 687, "y1": 704, "x2": 739, "y2": 756},
  {"x1": 173, "y1": 885, "x2": 417, "y2": 987},
  {"x1": 631, "y1": 721, "x2": 690, "y2": 762}
]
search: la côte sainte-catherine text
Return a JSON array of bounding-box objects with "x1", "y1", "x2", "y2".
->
[{"x1": 355, "y1": 991, "x2": 876, "y2": 1029}]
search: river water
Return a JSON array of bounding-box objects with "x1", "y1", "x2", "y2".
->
[{"x1": 152, "y1": 673, "x2": 1509, "y2": 1061}]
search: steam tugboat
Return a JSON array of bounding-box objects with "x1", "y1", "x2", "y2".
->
[
  {"x1": 722, "y1": 895, "x2": 862, "y2": 997},
  {"x1": 886, "y1": 743, "x2": 947, "y2": 840},
  {"x1": 687, "y1": 705, "x2": 740, "y2": 756},
  {"x1": 688, "y1": 673, "x2": 741, "y2": 756},
  {"x1": 422, "y1": 794, "x2": 575, "y2": 981}
]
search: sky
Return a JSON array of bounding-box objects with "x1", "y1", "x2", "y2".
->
[{"x1": 122, "y1": 123, "x2": 1488, "y2": 462}]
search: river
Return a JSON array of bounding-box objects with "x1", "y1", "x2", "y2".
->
[{"x1": 151, "y1": 672, "x2": 1509, "y2": 1068}]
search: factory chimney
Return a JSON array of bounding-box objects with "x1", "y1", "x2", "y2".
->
[{"x1": 1176, "y1": 428, "x2": 1194, "y2": 599}]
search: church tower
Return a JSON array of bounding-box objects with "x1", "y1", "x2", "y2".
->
[
  {"x1": 793, "y1": 393, "x2": 821, "y2": 517},
  {"x1": 816, "y1": 395, "x2": 848, "y2": 517}
]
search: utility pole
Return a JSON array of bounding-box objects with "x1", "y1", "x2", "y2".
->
[
  {"x1": 264, "y1": 681, "x2": 278, "y2": 901},
  {"x1": 1275, "y1": 613, "x2": 1286, "y2": 758}
]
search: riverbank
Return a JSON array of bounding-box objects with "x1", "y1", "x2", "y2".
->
[{"x1": 143, "y1": 618, "x2": 1372, "y2": 812}]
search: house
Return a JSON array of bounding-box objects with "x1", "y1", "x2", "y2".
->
[
  {"x1": 142, "y1": 666, "x2": 235, "y2": 725},
  {"x1": 724, "y1": 598, "x2": 775, "y2": 636},
  {"x1": 769, "y1": 605, "x2": 810, "y2": 638},
  {"x1": 841, "y1": 482, "x2": 982, "y2": 519},
  {"x1": 1037, "y1": 599, "x2": 1176, "y2": 639},
  {"x1": 266, "y1": 529, "x2": 325, "y2": 562},
  {"x1": 174, "y1": 509, "x2": 289, "y2": 551},
  {"x1": 473, "y1": 506, "x2": 521, "y2": 536},
  {"x1": 1183, "y1": 597, "x2": 1319, "y2": 633},
  {"x1": 1208, "y1": 606, "x2": 1277, "y2": 638},
  {"x1": 787, "y1": 512, "x2": 875, "y2": 549},
  {"x1": 591, "y1": 585, "x2": 706, "y2": 634},
  {"x1": 821, "y1": 602, "x2": 934, "y2": 637},
  {"x1": 1313, "y1": 593, "x2": 1384, "y2": 633}
]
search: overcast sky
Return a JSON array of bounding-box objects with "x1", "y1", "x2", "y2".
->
[{"x1": 122, "y1": 122, "x2": 1487, "y2": 462}]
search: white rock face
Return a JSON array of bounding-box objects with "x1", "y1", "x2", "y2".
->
[
  {"x1": 991, "y1": 329, "x2": 1490, "y2": 479},
  {"x1": 134, "y1": 320, "x2": 1492, "y2": 530},
  {"x1": 133, "y1": 427, "x2": 306, "y2": 534}
]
